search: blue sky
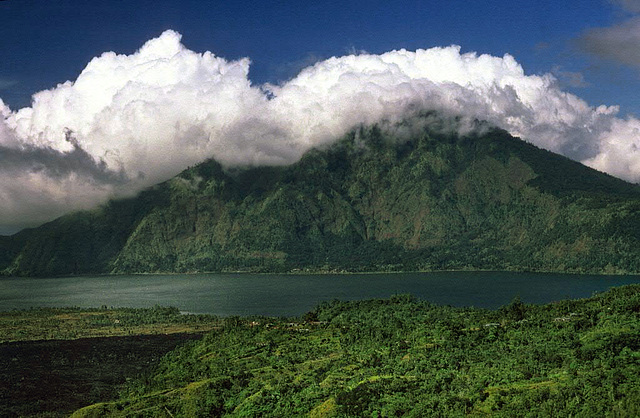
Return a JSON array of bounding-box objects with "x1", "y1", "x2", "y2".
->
[{"x1": 0, "y1": 0, "x2": 638, "y2": 115}]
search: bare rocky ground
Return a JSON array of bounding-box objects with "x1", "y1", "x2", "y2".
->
[{"x1": 0, "y1": 333, "x2": 204, "y2": 417}]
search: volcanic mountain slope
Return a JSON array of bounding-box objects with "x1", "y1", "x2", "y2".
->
[{"x1": 3, "y1": 117, "x2": 640, "y2": 276}]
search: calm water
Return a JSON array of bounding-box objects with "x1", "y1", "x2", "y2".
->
[{"x1": 0, "y1": 272, "x2": 638, "y2": 317}]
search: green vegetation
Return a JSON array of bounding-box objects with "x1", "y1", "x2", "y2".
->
[
  {"x1": 70, "y1": 285, "x2": 640, "y2": 417},
  {"x1": 0, "y1": 306, "x2": 220, "y2": 342},
  {"x1": 4, "y1": 115, "x2": 640, "y2": 276}
]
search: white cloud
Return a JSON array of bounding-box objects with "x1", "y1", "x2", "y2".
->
[
  {"x1": 584, "y1": 117, "x2": 640, "y2": 180},
  {"x1": 2, "y1": 29, "x2": 640, "y2": 233}
]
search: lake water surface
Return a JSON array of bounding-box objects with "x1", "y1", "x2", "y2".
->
[{"x1": 0, "y1": 272, "x2": 638, "y2": 317}]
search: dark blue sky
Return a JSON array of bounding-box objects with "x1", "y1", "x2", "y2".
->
[{"x1": 1, "y1": 0, "x2": 638, "y2": 116}]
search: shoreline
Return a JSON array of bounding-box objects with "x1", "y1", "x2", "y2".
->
[{"x1": 3, "y1": 267, "x2": 640, "y2": 279}]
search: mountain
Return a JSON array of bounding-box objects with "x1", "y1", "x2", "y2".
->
[{"x1": 3, "y1": 116, "x2": 640, "y2": 276}]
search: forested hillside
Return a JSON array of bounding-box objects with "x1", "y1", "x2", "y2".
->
[
  {"x1": 3, "y1": 116, "x2": 640, "y2": 276},
  {"x1": 72, "y1": 285, "x2": 640, "y2": 417}
]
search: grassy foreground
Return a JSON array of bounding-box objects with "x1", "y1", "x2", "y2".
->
[
  {"x1": 0, "y1": 306, "x2": 220, "y2": 343},
  {"x1": 67, "y1": 285, "x2": 640, "y2": 417}
]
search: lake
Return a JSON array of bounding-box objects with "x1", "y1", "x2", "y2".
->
[{"x1": 0, "y1": 271, "x2": 638, "y2": 317}]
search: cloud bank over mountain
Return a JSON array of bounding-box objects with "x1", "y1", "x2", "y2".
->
[{"x1": 1, "y1": 30, "x2": 639, "y2": 233}]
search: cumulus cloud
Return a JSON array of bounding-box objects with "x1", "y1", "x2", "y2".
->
[
  {"x1": 1, "y1": 129, "x2": 127, "y2": 183},
  {"x1": 2, "y1": 29, "x2": 640, "y2": 233},
  {"x1": 584, "y1": 117, "x2": 640, "y2": 181}
]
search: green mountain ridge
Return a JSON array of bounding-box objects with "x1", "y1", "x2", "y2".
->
[{"x1": 3, "y1": 117, "x2": 640, "y2": 276}]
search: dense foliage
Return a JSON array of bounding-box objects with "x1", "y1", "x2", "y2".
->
[
  {"x1": 4, "y1": 115, "x2": 640, "y2": 276},
  {"x1": 73, "y1": 285, "x2": 640, "y2": 417}
]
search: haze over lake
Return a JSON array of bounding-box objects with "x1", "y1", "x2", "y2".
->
[{"x1": 1, "y1": 272, "x2": 638, "y2": 317}]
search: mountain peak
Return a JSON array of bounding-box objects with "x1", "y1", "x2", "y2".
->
[{"x1": 4, "y1": 118, "x2": 640, "y2": 276}]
